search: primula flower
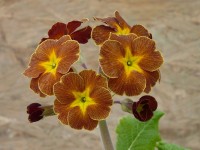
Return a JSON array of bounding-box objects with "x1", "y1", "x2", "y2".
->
[
  {"x1": 27, "y1": 103, "x2": 55, "y2": 122},
  {"x1": 41, "y1": 19, "x2": 92, "y2": 44},
  {"x1": 24, "y1": 35, "x2": 79, "y2": 96},
  {"x1": 132, "y1": 95, "x2": 157, "y2": 122},
  {"x1": 53, "y1": 70, "x2": 113, "y2": 130},
  {"x1": 99, "y1": 33, "x2": 163, "y2": 96},
  {"x1": 92, "y1": 11, "x2": 151, "y2": 45}
]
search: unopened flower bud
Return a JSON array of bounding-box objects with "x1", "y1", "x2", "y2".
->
[
  {"x1": 27, "y1": 103, "x2": 55, "y2": 123},
  {"x1": 132, "y1": 95, "x2": 157, "y2": 122}
]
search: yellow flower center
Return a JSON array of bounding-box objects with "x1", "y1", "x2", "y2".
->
[
  {"x1": 70, "y1": 88, "x2": 96, "y2": 114},
  {"x1": 119, "y1": 48, "x2": 143, "y2": 76},
  {"x1": 116, "y1": 25, "x2": 130, "y2": 35},
  {"x1": 40, "y1": 51, "x2": 61, "y2": 75}
]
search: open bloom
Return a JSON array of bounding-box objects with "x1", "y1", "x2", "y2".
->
[
  {"x1": 24, "y1": 35, "x2": 79, "y2": 96},
  {"x1": 92, "y1": 11, "x2": 151, "y2": 45},
  {"x1": 41, "y1": 19, "x2": 92, "y2": 44},
  {"x1": 132, "y1": 95, "x2": 157, "y2": 122},
  {"x1": 54, "y1": 70, "x2": 113, "y2": 130},
  {"x1": 100, "y1": 33, "x2": 163, "y2": 96}
]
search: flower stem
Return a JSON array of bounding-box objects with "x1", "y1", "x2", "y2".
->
[
  {"x1": 114, "y1": 100, "x2": 121, "y2": 105},
  {"x1": 81, "y1": 63, "x2": 87, "y2": 69},
  {"x1": 99, "y1": 120, "x2": 114, "y2": 150}
]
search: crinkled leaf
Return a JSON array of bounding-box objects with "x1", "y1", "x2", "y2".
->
[
  {"x1": 116, "y1": 111, "x2": 164, "y2": 150},
  {"x1": 157, "y1": 141, "x2": 190, "y2": 150}
]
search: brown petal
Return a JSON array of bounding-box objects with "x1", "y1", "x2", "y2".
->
[
  {"x1": 108, "y1": 71, "x2": 146, "y2": 96},
  {"x1": 138, "y1": 51, "x2": 163, "y2": 71},
  {"x1": 92, "y1": 25, "x2": 115, "y2": 45},
  {"x1": 143, "y1": 70, "x2": 160, "y2": 93},
  {"x1": 70, "y1": 26, "x2": 92, "y2": 44},
  {"x1": 53, "y1": 81, "x2": 76, "y2": 104},
  {"x1": 89, "y1": 87, "x2": 113, "y2": 106},
  {"x1": 100, "y1": 40, "x2": 125, "y2": 78},
  {"x1": 57, "y1": 113, "x2": 69, "y2": 125},
  {"x1": 115, "y1": 11, "x2": 131, "y2": 29},
  {"x1": 38, "y1": 72, "x2": 62, "y2": 95},
  {"x1": 54, "y1": 99, "x2": 71, "y2": 114},
  {"x1": 56, "y1": 40, "x2": 79, "y2": 74},
  {"x1": 109, "y1": 33, "x2": 137, "y2": 47},
  {"x1": 35, "y1": 39, "x2": 58, "y2": 59},
  {"x1": 54, "y1": 99, "x2": 71, "y2": 125},
  {"x1": 28, "y1": 53, "x2": 47, "y2": 67},
  {"x1": 57, "y1": 40, "x2": 79, "y2": 57},
  {"x1": 56, "y1": 35, "x2": 71, "y2": 45},
  {"x1": 48, "y1": 22, "x2": 67, "y2": 39},
  {"x1": 23, "y1": 65, "x2": 45, "y2": 78},
  {"x1": 131, "y1": 37, "x2": 156, "y2": 55},
  {"x1": 54, "y1": 73, "x2": 85, "y2": 103},
  {"x1": 30, "y1": 77, "x2": 46, "y2": 97},
  {"x1": 79, "y1": 70, "x2": 108, "y2": 89},
  {"x1": 66, "y1": 21, "x2": 82, "y2": 34},
  {"x1": 87, "y1": 104, "x2": 111, "y2": 120},
  {"x1": 68, "y1": 106, "x2": 98, "y2": 130},
  {"x1": 94, "y1": 16, "x2": 118, "y2": 29},
  {"x1": 131, "y1": 25, "x2": 151, "y2": 38},
  {"x1": 24, "y1": 53, "x2": 46, "y2": 78}
]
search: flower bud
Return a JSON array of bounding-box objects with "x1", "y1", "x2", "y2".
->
[
  {"x1": 132, "y1": 95, "x2": 157, "y2": 122},
  {"x1": 27, "y1": 103, "x2": 55, "y2": 123},
  {"x1": 27, "y1": 103, "x2": 43, "y2": 122}
]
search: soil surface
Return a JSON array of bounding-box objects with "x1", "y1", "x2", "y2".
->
[{"x1": 0, "y1": 0, "x2": 200, "y2": 150}]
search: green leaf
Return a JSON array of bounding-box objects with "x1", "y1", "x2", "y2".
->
[
  {"x1": 156, "y1": 141, "x2": 190, "y2": 150},
  {"x1": 116, "y1": 111, "x2": 164, "y2": 150}
]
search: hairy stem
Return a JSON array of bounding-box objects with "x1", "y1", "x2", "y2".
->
[{"x1": 99, "y1": 120, "x2": 114, "y2": 150}]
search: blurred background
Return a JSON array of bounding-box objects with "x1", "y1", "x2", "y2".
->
[{"x1": 0, "y1": 0, "x2": 200, "y2": 149}]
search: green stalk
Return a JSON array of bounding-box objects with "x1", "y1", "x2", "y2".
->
[{"x1": 99, "y1": 120, "x2": 114, "y2": 150}]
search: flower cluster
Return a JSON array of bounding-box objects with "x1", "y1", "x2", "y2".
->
[{"x1": 24, "y1": 11, "x2": 163, "y2": 131}]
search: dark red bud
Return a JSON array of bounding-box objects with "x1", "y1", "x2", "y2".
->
[
  {"x1": 27, "y1": 103, "x2": 44, "y2": 123},
  {"x1": 27, "y1": 103, "x2": 41, "y2": 114},
  {"x1": 28, "y1": 109, "x2": 44, "y2": 123},
  {"x1": 132, "y1": 95, "x2": 157, "y2": 122}
]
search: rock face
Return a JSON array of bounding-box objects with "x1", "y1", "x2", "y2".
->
[{"x1": 0, "y1": 0, "x2": 200, "y2": 150}]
